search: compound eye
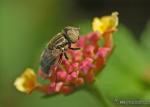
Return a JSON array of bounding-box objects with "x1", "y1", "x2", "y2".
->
[{"x1": 67, "y1": 30, "x2": 79, "y2": 43}]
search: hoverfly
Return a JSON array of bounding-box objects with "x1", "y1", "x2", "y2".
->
[{"x1": 40, "y1": 26, "x2": 80, "y2": 77}]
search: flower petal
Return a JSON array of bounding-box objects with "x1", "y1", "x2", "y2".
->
[
  {"x1": 14, "y1": 68, "x2": 38, "y2": 94},
  {"x1": 92, "y1": 12, "x2": 119, "y2": 34}
]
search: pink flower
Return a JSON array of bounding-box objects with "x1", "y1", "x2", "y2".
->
[
  {"x1": 14, "y1": 12, "x2": 119, "y2": 95},
  {"x1": 38, "y1": 31, "x2": 114, "y2": 94}
]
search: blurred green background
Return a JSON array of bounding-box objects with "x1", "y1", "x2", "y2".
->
[{"x1": 1, "y1": 0, "x2": 150, "y2": 107}]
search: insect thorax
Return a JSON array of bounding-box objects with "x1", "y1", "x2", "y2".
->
[{"x1": 47, "y1": 32, "x2": 69, "y2": 50}]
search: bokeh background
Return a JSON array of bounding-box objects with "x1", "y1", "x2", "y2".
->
[{"x1": 1, "y1": 0, "x2": 150, "y2": 107}]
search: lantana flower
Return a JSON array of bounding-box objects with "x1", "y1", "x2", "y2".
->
[
  {"x1": 92, "y1": 12, "x2": 118, "y2": 35},
  {"x1": 14, "y1": 12, "x2": 119, "y2": 95},
  {"x1": 14, "y1": 68, "x2": 39, "y2": 94}
]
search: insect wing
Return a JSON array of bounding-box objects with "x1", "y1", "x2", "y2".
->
[{"x1": 40, "y1": 48, "x2": 62, "y2": 75}]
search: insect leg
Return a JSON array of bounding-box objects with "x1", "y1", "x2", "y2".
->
[
  {"x1": 68, "y1": 43, "x2": 80, "y2": 50},
  {"x1": 64, "y1": 52, "x2": 69, "y2": 60},
  {"x1": 58, "y1": 53, "x2": 63, "y2": 64},
  {"x1": 69, "y1": 47, "x2": 80, "y2": 50}
]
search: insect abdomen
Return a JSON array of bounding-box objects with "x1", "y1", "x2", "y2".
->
[{"x1": 40, "y1": 49, "x2": 59, "y2": 74}]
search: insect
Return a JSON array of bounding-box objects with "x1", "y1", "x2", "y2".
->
[{"x1": 40, "y1": 26, "x2": 80, "y2": 77}]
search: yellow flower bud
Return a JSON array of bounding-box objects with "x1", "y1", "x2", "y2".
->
[
  {"x1": 14, "y1": 68, "x2": 38, "y2": 94},
  {"x1": 92, "y1": 12, "x2": 119, "y2": 34}
]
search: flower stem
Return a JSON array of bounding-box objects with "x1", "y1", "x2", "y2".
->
[{"x1": 85, "y1": 83, "x2": 114, "y2": 107}]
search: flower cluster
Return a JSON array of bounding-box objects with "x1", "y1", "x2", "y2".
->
[{"x1": 14, "y1": 12, "x2": 119, "y2": 95}]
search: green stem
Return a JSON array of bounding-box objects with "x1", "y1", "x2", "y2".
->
[{"x1": 85, "y1": 84, "x2": 114, "y2": 107}]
